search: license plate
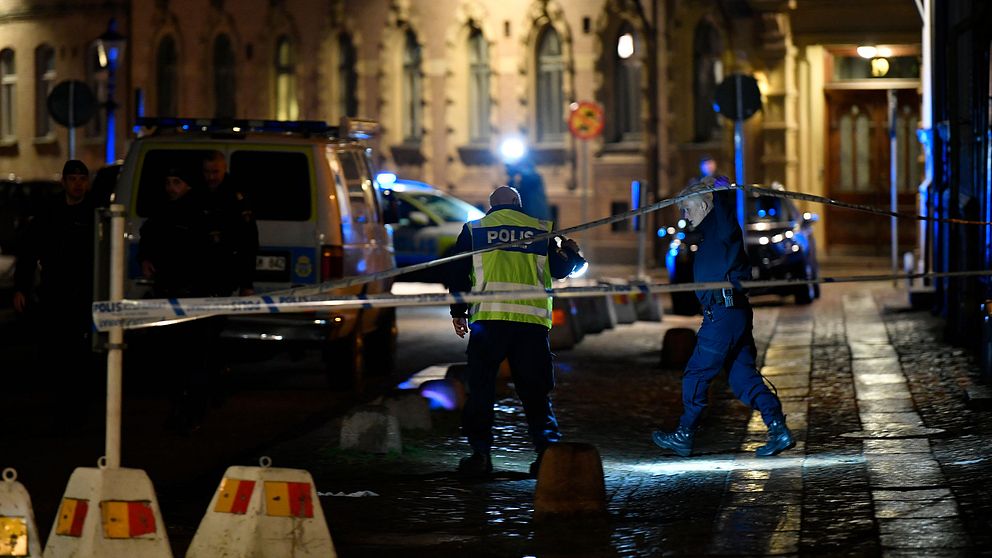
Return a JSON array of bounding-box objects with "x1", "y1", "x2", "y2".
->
[{"x1": 256, "y1": 255, "x2": 287, "y2": 272}]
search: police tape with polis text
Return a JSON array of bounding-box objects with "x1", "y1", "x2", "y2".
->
[{"x1": 92, "y1": 182, "x2": 992, "y2": 331}]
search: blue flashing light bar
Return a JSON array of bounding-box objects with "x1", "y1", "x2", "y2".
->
[{"x1": 135, "y1": 116, "x2": 339, "y2": 136}]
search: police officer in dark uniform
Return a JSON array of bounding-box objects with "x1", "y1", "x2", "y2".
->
[
  {"x1": 652, "y1": 177, "x2": 795, "y2": 457},
  {"x1": 448, "y1": 186, "x2": 584, "y2": 476},
  {"x1": 13, "y1": 160, "x2": 98, "y2": 428},
  {"x1": 201, "y1": 150, "x2": 258, "y2": 297},
  {"x1": 139, "y1": 166, "x2": 213, "y2": 433}
]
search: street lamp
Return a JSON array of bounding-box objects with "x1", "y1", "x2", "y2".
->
[{"x1": 96, "y1": 18, "x2": 126, "y2": 165}]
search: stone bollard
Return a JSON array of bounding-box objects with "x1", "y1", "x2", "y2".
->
[
  {"x1": 661, "y1": 327, "x2": 697, "y2": 369},
  {"x1": 534, "y1": 442, "x2": 607, "y2": 521},
  {"x1": 379, "y1": 392, "x2": 432, "y2": 430},
  {"x1": 339, "y1": 405, "x2": 402, "y2": 454}
]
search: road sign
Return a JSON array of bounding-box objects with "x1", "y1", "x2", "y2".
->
[
  {"x1": 568, "y1": 101, "x2": 605, "y2": 140},
  {"x1": 47, "y1": 80, "x2": 98, "y2": 128},
  {"x1": 713, "y1": 74, "x2": 761, "y2": 121}
]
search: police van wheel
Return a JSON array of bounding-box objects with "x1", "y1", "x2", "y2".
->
[
  {"x1": 323, "y1": 331, "x2": 365, "y2": 391},
  {"x1": 365, "y1": 310, "x2": 397, "y2": 376}
]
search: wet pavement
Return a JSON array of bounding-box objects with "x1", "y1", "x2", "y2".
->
[{"x1": 262, "y1": 282, "x2": 992, "y2": 557}]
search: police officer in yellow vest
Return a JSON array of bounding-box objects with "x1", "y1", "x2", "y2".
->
[{"x1": 449, "y1": 186, "x2": 585, "y2": 476}]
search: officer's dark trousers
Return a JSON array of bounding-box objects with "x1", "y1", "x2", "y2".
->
[
  {"x1": 464, "y1": 320, "x2": 561, "y2": 456},
  {"x1": 679, "y1": 303, "x2": 784, "y2": 430}
]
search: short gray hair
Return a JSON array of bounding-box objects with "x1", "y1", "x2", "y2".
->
[{"x1": 677, "y1": 177, "x2": 715, "y2": 209}]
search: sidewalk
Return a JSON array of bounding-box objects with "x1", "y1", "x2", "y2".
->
[{"x1": 265, "y1": 282, "x2": 992, "y2": 557}]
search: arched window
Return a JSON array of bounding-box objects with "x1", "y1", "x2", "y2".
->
[
  {"x1": 337, "y1": 33, "x2": 358, "y2": 117},
  {"x1": 1, "y1": 49, "x2": 15, "y2": 140},
  {"x1": 85, "y1": 43, "x2": 107, "y2": 138},
  {"x1": 692, "y1": 20, "x2": 723, "y2": 142},
  {"x1": 401, "y1": 30, "x2": 422, "y2": 142},
  {"x1": 156, "y1": 35, "x2": 178, "y2": 117},
  {"x1": 468, "y1": 27, "x2": 490, "y2": 143},
  {"x1": 35, "y1": 44, "x2": 55, "y2": 137},
  {"x1": 612, "y1": 23, "x2": 642, "y2": 143},
  {"x1": 213, "y1": 34, "x2": 236, "y2": 118},
  {"x1": 536, "y1": 26, "x2": 565, "y2": 143},
  {"x1": 275, "y1": 36, "x2": 298, "y2": 121}
]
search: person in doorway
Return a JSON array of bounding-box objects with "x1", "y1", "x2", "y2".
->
[
  {"x1": 13, "y1": 160, "x2": 99, "y2": 431},
  {"x1": 652, "y1": 176, "x2": 795, "y2": 458},
  {"x1": 448, "y1": 185, "x2": 585, "y2": 477},
  {"x1": 201, "y1": 150, "x2": 257, "y2": 297}
]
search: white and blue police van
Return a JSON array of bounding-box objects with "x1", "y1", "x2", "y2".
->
[{"x1": 113, "y1": 117, "x2": 397, "y2": 388}]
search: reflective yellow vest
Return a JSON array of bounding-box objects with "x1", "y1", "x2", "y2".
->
[{"x1": 467, "y1": 209, "x2": 554, "y2": 328}]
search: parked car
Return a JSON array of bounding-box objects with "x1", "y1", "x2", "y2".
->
[
  {"x1": 664, "y1": 189, "x2": 820, "y2": 315},
  {"x1": 113, "y1": 117, "x2": 397, "y2": 387},
  {"x1": 378, "y1": 175, "x2": 484, "y2": 283}
]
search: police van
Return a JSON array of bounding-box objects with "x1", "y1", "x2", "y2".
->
[{"x1": 113, "y1": 117, "x2": 397, "y2": 388}]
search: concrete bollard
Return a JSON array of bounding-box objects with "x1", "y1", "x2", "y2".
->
[
  {"x1": 533, "y1": 443, "x2": 607, "y2": 521},
  {"x1": 43, "y1": 462, "x2": 172, "y2": 558},
  {"x1": 378, "y1": 392, "x2": 432, "y2": 430},
  {"x1": 0, "y1": 468, "x2": 41, "y2": 557},
  {"x1": 550, "y1": 298, "x2": 583, "y2": 350},
  {"x1": 632, "y1": 284, "x2": 664, "y2": 322},
  {"x1": 593, "y1": 295, "x2": 618, "y2": 331},
  {"x1": 611, "y1": 294, "x2": 637, "y2": 324},
  {"x1": 186, "y1": 457, "x2": 336, "y2": 558},
  {"x1": 339, "y1": 405, "x2": 402, "y2": 454},
  {"x1": 661, "y1": 327, "x2": 697, "y2": 369}
]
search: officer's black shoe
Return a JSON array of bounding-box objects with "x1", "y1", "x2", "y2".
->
[
  {"x1": 652, "y1": 426, "x2": 694, "y2": 457},
  {"x1": 457, "y1": 453, "x2": 493, "y2": 476},
  {"x1": 756, "y1": 419, "x2": 795, "y2": 457}
]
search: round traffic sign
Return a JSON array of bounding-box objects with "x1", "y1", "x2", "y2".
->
[
  {"x1": 47, "y1": 80, "x2": 98, "y2": 128},
  {"x1": 713, "y1": 73, "x2": 762, "y2": 121},
  {"x1": 568, "y1": 101, "x2": 605, "y2": 140}
]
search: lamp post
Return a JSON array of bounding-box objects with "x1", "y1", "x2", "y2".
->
[{"x1": 96, "y1": 18, "x2": 126, "y2": 165}]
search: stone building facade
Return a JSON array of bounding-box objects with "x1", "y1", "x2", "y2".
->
[{"x1": 0, "y1": 0, "x2": 924, "y2": 261}]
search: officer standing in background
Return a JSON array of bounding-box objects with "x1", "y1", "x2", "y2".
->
[
  {"x1": 448, "y1": 186, "x2": 584, "y2": 477},
  {"x1": 13, "y1": 160, "x2": 97, "y2": 428},
  {"x1": 201, "y1": 150, "x2": 258, "y2": 297},
  {"x1": 652, "y1": 176, "x2": 795, "y2": 458}
]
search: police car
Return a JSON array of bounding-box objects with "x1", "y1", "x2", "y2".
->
[
  {"x1": 378, "y1": 174, "x2": 484, "y2": 283},
  {"x1": 114, "y1": 117, "x2": 397, "y2": 388}
]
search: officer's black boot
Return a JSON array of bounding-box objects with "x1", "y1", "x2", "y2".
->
[
  {"x1": 457, "y1": 452, "x2": 493, "y2": 476},
  {"x1": 652, "y1": 426, "x2": 694, "y2": 457},
  {"x1": 756, "y1": 419, "x2": 795, "y2": 457}
]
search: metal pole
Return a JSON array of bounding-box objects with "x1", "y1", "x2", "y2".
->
[
  {"x1": 105, "y1": 204, "x2": 125, "y2": 468},
  {"x1": 105, "y1": 53, "x2": 116, "y2": 164},
  {"x1": 633, "y1": 180, "x2": 647, "y2": 279},
  {"x1": 580, "y1": 139, "x2": 589, "y2": 245},
  {"x1": 889, "y1": 89, "x2": 898, "y2": 286},
  {"x1": 734, "y1": 74, "x2": 746, "y2": 228},
  {"x1": 68, "y1": 81, "x2": 76, "y2": 159}
]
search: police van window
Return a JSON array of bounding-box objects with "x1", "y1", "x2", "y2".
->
[
  {"x1": 338, "y1": 151, "x2": 379, "y2": 224},
  {"x1": 136, "y1": 149, "x2": 213, "y2": 217},
  {"x1": 230, "y1": 151, "x2": 311, "y2": 221}
]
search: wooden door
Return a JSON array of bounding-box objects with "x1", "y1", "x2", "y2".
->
[{"x1": 825, "y1": 89, "x2": 921, "y2": 256}]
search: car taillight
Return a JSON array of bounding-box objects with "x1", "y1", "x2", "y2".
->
[{"x1": 321, "y1": 245, "x2": 343, "y2": 281}]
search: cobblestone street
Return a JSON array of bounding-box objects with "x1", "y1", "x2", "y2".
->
[{"x1": 262, "y1": 282, "x2": 992, "y2": 557}]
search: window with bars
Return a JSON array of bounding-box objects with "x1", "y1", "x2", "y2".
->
[
  {"x1": 213, "y1": 34, "x2": 236, "y2": 118},
  {"x1": 156, "y1": 35, "x2": 178, "y2": 117},
  {"x1": 1, "y1": 49, "x2": 14, "y2": 140},
  {"x1": 611, "y1": 23, "x2": 642, "y2": 143},
  {"x1": 468, "y1": 27, "x2": 490, "y2": 143},
  {"x1": 402, "y1": 30, "x2": 422, "y2": 142},
  {"x1": 337, "y1": 33, "x2": 358, "y2": 118},
  {"x1": 536, "y1": 27, "x2": 565, "y2": 143},
  {"x1": 35, "y1": 45, "x2": 55, "y2": 138}
]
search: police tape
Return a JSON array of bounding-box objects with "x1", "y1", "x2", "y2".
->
[
  {"x1": 91, "y1": 269, "x2": 992, "y2": 331},
  {"x1": 268, "y1": 182, "x2": 992, "y2": 298}
]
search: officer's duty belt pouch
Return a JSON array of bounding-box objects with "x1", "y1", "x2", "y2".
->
[{"x1": 721, "y1": 288, "x2": 735, "y2": 308}]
